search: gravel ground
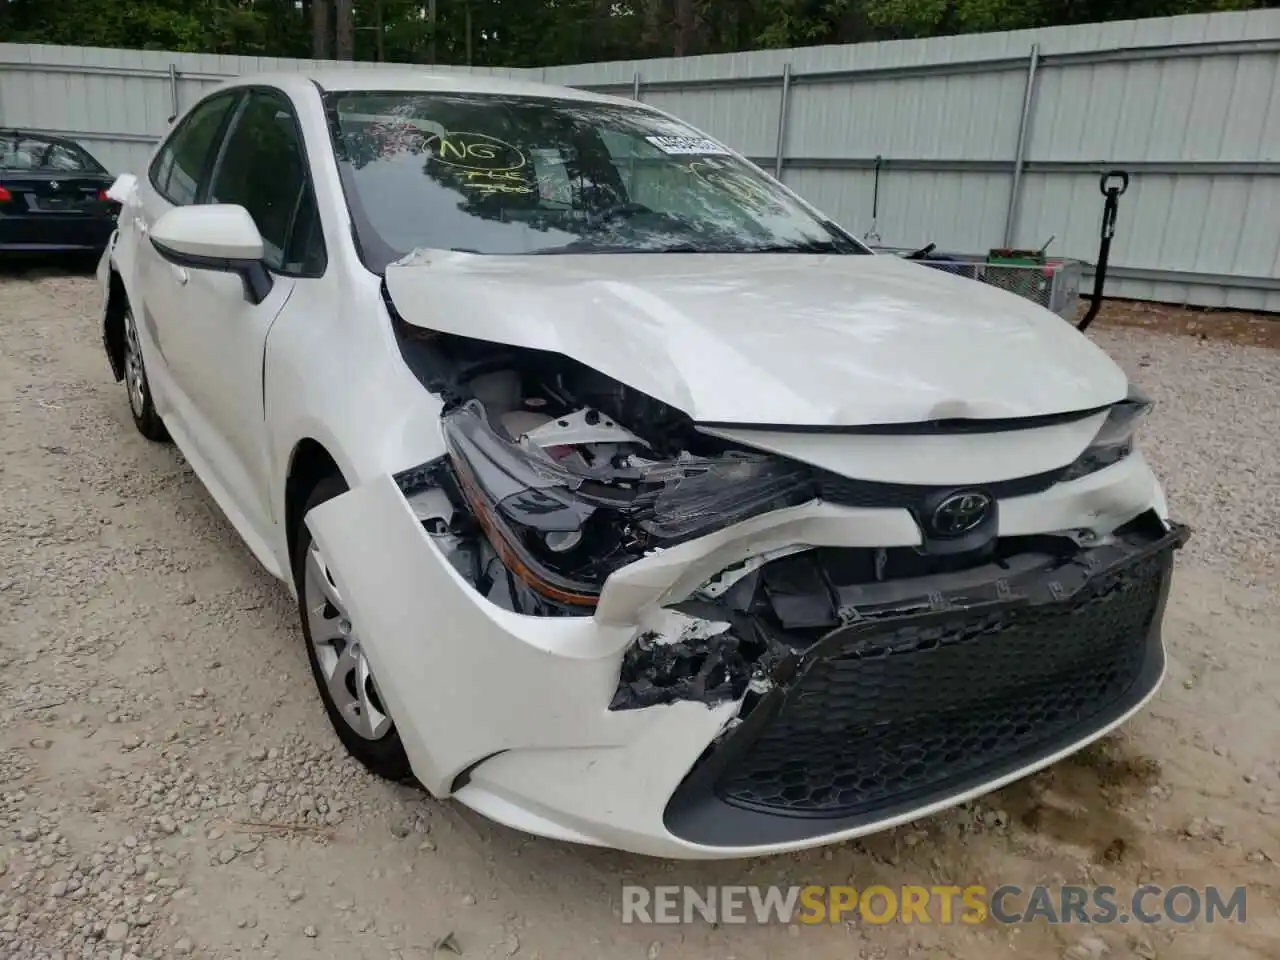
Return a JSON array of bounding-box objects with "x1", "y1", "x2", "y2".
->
[{"x1": 1, "y1": 270, "x2": 1278, "y2": 960}]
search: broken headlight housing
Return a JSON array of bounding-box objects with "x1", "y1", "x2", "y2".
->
[
  {"x1": 1058, "y1": 388, "x2": 1153, "y2": 483},
  {"x1": 441, "y1": 402, "x2": 813, "y2": 607}
]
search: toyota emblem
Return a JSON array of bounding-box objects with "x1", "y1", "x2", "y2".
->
[{"x1": 930, "y1": 491, "x2": 992, "y2": 537}]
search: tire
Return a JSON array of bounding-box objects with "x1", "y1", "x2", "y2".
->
[
  {"x1": 121, "y1": 306, "x2": 170, "y2": 442},
  {"x1": 294, "y1": 474, "x2": 413, "y2": 782}
]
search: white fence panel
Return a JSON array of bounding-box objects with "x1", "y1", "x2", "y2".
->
[{"x1": 3, "y1": 8, "x2": 1279, "y2": 309}]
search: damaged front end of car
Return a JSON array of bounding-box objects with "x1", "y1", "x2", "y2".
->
[{"x1": 307, "y1": 302, "x2": 1188, "y2": 854}]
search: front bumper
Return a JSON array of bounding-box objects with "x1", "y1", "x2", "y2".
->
[
  {"x1": 307, "y1": 452, "x2": 1185, "y2": 859},
  {"x1": 664, "y1": 520, "x2": 1185, "y2": 848}
]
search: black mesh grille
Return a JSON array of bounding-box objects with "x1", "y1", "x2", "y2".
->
[
  {"x1": 813, "y1": 466, "x2": 1064, "y2": 509},
  {"x1": 714, "y1": 553, "x2": 1166, "y2": 817}
]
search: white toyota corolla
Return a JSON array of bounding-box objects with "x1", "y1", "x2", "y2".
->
[{"x1": 98, "y1": 69, "x2": 1187, "y2": 859}]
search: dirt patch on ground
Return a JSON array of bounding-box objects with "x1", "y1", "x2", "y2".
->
[
  {"x1": 2, "y1": 273, "x2": 1278, "y2": 959},
  {"x1": 1082, "y1": 298, "x2": 1280, "y2": 350}
]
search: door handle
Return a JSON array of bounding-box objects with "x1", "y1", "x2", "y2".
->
[{"x1": 170, "y1": 264, "x2": 188, "y2": 285}]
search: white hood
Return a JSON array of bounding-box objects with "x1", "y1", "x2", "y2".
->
[{"x1": 384, "y1": 251, "x2": 1127, "y2": 427}]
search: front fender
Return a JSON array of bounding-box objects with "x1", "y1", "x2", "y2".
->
[
  {"x1": 304, "y1": 473, "x2": 665, "y2": 795},
  {"x1": 263, "y1": 275, "x2": 451, "y2": 579}
]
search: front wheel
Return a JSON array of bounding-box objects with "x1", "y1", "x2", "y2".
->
[
  {"x1": 294, "y1": 475, "x2": 412, "y2": 782},
  {"x1": 122, "y1": 306, "x2": 169, "y2": 442}
]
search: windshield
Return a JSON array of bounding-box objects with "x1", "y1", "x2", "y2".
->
[{"x1": 324, "y1": 91, "x2": 866, "y2": 270}]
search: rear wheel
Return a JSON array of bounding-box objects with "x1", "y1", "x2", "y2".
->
[
  {"x1": 122, "y1": 306, "x2": 169, "y2": 442},
  {"x1": 294, "y1": 475, "x2": 412, "y2": 782}
]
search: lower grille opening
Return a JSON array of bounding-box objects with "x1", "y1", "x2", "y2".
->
[{"x1": 713, "y1": 551, "x2": 1166, "y2": 818}]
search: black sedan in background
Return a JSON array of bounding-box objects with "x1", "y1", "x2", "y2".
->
[{"x1": 1, "y1": 131, "x2": 119, "y2": 258}]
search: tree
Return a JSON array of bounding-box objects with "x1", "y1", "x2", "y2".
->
[
  {"x1": 313, "y1": 0, "x2": 332, "y2": 59},
  {"x1": 0, "y1": 0, "x2": 1272, "y2": 67},
  {"x1": 336, "y1": 0, "x2": 355, "y2": 58},
  {"x1": 674, "y1": 0, "x2": 696, "y2": 56}
]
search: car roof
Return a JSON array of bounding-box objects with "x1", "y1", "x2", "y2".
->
[{"x1": 216, "y1": 69, "x2": 640, "y2": 110}]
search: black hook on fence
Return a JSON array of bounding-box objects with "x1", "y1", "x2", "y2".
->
[
  {"x1": 863, "y1": 154, "x2": 883, "y2": 243},
  {"x1": 1077, "y1": 169, "x2": 1129, "y2": 332}
]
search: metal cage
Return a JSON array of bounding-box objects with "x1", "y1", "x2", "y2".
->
[{"x1": 873, "y1": 248, "x2": 1083, "y2": 321}]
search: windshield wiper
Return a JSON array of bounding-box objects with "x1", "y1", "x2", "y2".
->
[
  {"x1": 746, "y1": 239, "x2": 846, "y2": 254},
  {"x1": 532, "y1": 241, "x2": 705, "y2": 255},
  {"x1": 534, "y1": 240, "x2": 852, "y2": 255}
]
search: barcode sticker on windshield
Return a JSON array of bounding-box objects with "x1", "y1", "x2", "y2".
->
[{"x1": 645, "y1": 135, "x2": 731, "y2": 156}]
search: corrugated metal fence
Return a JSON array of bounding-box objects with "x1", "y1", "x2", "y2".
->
[{"x1": 2, "y1": 9, "x2": 1279, "y2": 311}]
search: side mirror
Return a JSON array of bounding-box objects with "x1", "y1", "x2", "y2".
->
[{"x1": 150, "y1": 204, "x2": 273, "y2": 305}]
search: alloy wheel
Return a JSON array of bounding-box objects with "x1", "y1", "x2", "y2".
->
[
  {"x1": 302, "y1": 541, "x2": 392, "y2": 741},
  {"x1": 123, "y1": 310, "x2": 146, "y2": 418}
]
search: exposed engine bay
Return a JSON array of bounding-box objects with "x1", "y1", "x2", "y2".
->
[
  {"x1": 393, "y1": 320, "x2": 818, "y2": 614},
  {"x1": 390, "y1": 322, "x2": 826, "y2": 713}
]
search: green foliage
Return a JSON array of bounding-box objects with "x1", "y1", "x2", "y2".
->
[
  {"x1": 0, "y1": 0, "x2": 1274, "y2": 66},
  {"x1": 0, "y1": 1, "x2": 286, "y2": 54}
]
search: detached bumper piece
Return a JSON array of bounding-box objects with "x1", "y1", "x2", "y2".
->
[{"x1": 665, "y1": 520, "x2": 1189, "y2": 847}]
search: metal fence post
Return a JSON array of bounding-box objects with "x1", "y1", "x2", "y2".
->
[
  {"x1": 168, "y1": 62, "x2": 180, "y2": 118},
  {"x1": 1002, "y1": 44, "x2": 1040, "y2": 248},
  {"x1": 774, "y1": 62, "x2": 792, "y2": 180},
  {"x1": 627, "y1": 72, "x2": 643, "y2": 188}
]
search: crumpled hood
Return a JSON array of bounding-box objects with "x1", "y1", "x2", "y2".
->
[{"x1": 384, "y1": 251, "x2": 1127, "y2": 427}]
